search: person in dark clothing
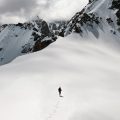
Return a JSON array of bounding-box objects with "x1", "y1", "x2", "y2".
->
[{"x1": 58, "y1": 87, "x2": 62, "y2": 97}]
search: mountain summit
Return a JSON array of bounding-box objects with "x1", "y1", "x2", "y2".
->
[{"x1": 0, "y1": 0, "x2": 120, "y2": 65}]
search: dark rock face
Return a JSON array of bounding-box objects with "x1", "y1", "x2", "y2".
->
[
  {"x1": 79, "y1": 13, "x2": 100, "y2": 25},
  {"x1": 31, "y1": 19, "x2": 57, "y2": 53},
  {"x1": 49, "y1": 21, "x2": 68, "y2": 37},
  {"x1": 89, "y1": 0, "x2": 94, "y2": 3},
  {"x1": 33, "y1": 40, "x2": 52, "y2": 52},
  {"x1": 65, "y1": 11, "x2": 101, "y2": 35},
  {"x1": 110, "y1": 0, "x2": 120, "y2": 26},
  {"x1": 106, "y1": 18, "x2": 113, "y2": 24},
  {"x1": 59, "y1": 30, "x2": 65, "y2": 37},
  {"x1": 116, "y1": 11, "x2": 120, "y2": 25},
  {"x1": 41, "y1": 21, "x2": 50, "y2": 36},
  {"x1": 0, "y1": 48, "x2": 3, "y2": 51},
  {"x1": 110, "y1": 0, "x2": 120, "y2": 9},
  {"x1": 16, "y1": 23, "x2": 23, "y2": 27},
  {"x1": 32, "y1": 32, "x2": 41, "y2": 41}
]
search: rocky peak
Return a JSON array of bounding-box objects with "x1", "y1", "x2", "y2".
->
[{"x1": 64, "y1": 0, "x2": 120, "y2": 38}]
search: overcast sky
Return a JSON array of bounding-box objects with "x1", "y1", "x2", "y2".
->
[{"x1": 0, "y1": 0, "x2": 88, "y2": 24}]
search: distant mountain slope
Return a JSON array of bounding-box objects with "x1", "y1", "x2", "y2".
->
[
  {"x1": 0, "y1": 16, "x2": 57, "y2": 65},
  {"x1": 65, "y1": 0, "x2": 120, "y2": 40},
  {"x1": 49, "y1": 20, "x2": 68, "y2": 37}
]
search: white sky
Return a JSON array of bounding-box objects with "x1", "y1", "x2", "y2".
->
[
  {"x1": 37, "y1": 0, "x2": 88, "y2": 21},
  {"x1": 0, "y1": 0, "x2": 88, "y2": 24}
]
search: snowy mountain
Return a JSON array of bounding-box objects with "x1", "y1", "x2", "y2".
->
[
  {"x1": 65, "y1": 0, "x2": 120, "y2": 40},
  {"x1": 0, "y1": 16, "x2": 57, "y2": 65},
  {"x1": 0, "y1": 0, "x2": 120, "y2": 66}
]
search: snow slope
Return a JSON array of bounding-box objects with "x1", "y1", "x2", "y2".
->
[{"x1": 0, "y1": 34, "x2": 120, "y2": 120}]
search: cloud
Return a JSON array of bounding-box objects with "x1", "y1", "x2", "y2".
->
[
  {"x1": 38, "y1": 0, "x2": 88, "y2": 21},
  {"x1": 0, "y1": 0, "x2": 39, "y2": 23},
  {"x1": 0, "y1": 0, "x2": 88, "y2": 24},
  {"x1": 0, "y1": 0, "x2": 38, "y2": 14}
]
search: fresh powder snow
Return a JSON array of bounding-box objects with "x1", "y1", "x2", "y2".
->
[{"x1": 0, "y1": 34, "x2": 120, "y2": 120}]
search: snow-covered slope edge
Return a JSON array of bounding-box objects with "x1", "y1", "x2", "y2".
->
[
  {"x1": 0, "y1": 16, "x2": 57, "y2": 65},
  {"x1": 0, "y1": 34, "x2": 120, "y2": 120}
]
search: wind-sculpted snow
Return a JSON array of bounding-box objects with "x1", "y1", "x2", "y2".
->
[{"x1": 0, "y1": 34, "x2": 120, "y2": 120}]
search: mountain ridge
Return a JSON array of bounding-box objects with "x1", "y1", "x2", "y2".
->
[
  {"x1": 0, "y1": 16, "x2": 58, "y2": 65},
  {"x1": 65, "y1": 0, "x2": 120, "y2": 37},
  {"x1": 0, "y1": 0, "x2": 120, "y2": 65}
]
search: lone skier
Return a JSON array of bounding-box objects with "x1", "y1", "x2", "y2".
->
[{"x1": 58, "y1": 87, "x2": 62, "y2": 97}]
